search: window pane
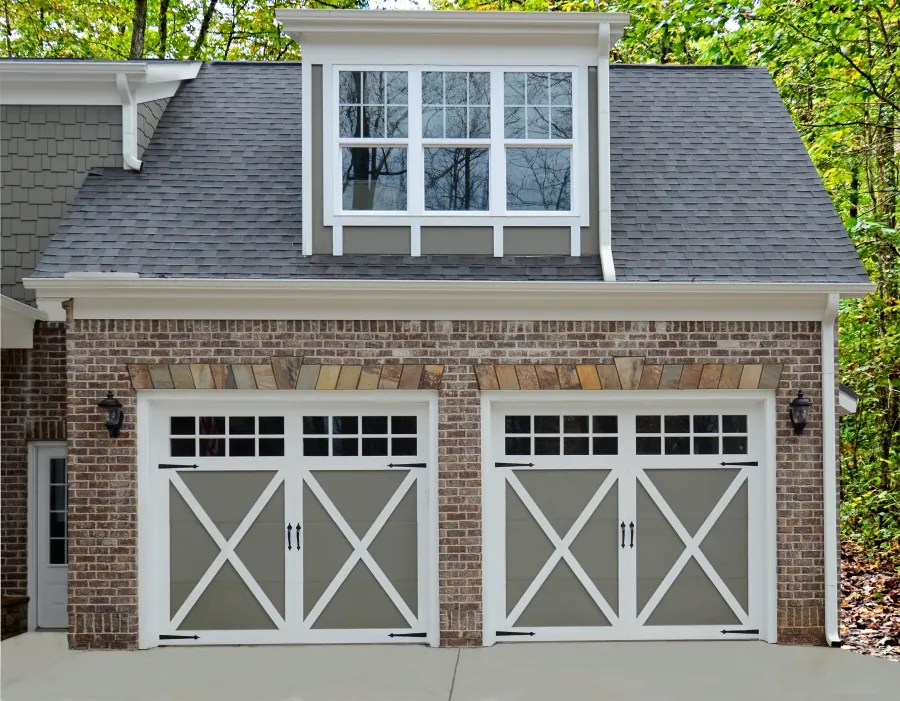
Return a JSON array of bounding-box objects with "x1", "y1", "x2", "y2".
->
[
  {"x1": 339, "y1": 105, "x2": 361, "y2": 138},
  {"x1": 362, "y1": 105, "x2": 384, "y2": 138},
  {"x1": 422, "y1": 71, "x2": 443, "y2": 105},
  {"x1": 304, "y1": 438, "x2": 329, "y2": 456},
  {"x1": 229, "y1": 416, "x2": 255, "y2": 435},
  {"x1": 171, "y1": 439, "x2": 195, "y2": 457},
  {"x1": 469, "y1": 73, "x2": 490, "y2": 105},
  {"x1": 550, "y1": 72, "x2": 573, "y2": 105},
  {"x1": 636, "y1": 416, "x2": 661, "y2": 434},
  {"x1": 50, "y1": 458, "x2": 66, "y2": 484},
  {"x1": 445, "y1": 106, "x2": 468, "y2": 139},
  {"x1": 551, "y1": 106, "x2": 572, "y2": 139},
  {"x1": 504, "y1": 72, "x2": 526, "y2": 104},
  {"x1": 259, "y1": 438, "x2": 285, "y2": 457},
  {"x1": 50, "y1": 512, "x2": 65, "y2": 538},
  {"x1": 303, "y1": 416, "x2": 328, "y2": 435},
  {"x1": 665, "y1": 436, "x2": 691, "y2": 455},
  {"x1": 526, "y1": 72, "x2": 548, "y2": 104},
  {"x1": 171, "y1": 417, "x2": 195, "y2": 435},
  {"x1": 636, "y1": 436, "x2": 662, "y2": 455},
  {"x1": 391, "y1": 416, "x2": 417, "y2": 434},
  {"x1": 384, "y1": 71, "x2": 408, "y2": 105},
  {"x1": 723, "y1": 415, "x2": 748, "y2": 433},
  {"x1": 339, "y1": 71, "x2": 362, "y2": 105},
  {"x1": 332, "y1": 416, "x2": 359, "y2": 435},
  {"x1": 424, "y1": 148, "x2": 489, "y2": 212},
  {"x1": 445, "y1": 72, "x2": 467, "y2": 105},
  {"x1": 505, "y1": 416, "x2": 530, "y2": 434},
  {"x1": 504, "y1": 107, "x2": 526, "y2": 139},
  {"x1": 50, "y1": 539, "x2": 66, "y2": 565},
  {"x1": 50, "y1": 485, "x2": 65, "y2": 511},
  {"x1": 693, "y1": 415, "x2": 719, "y2": 434},
  {"x1": 362, "y1": 416, "x2": 389, "y2": 434},
  {"x1": 386, "y1": 107, "x2": 408, "y2": 139},
  {"x1": 229, "y1": 438, "x2": 255, "y2": 457},
  {"x1": 535, "y1": 437, "x2": 560, "y2": 455},
  {"x1": 342, "y1": 147, "x2": 407, "y2": 211},
  {"x1": 332, "y1": 438, "x2": 359, "y2": 456},
  {"x1": 199, "y1": 438, "x2": 225, "y2": 457},
  {"x1": 723, "y1": 436, "x2": 748, "y2": 454},
  {"x1": 526, "y1": 105, "x2": 549, "y2": 139},
  {"x1": 363, "y1": 71, "x2": 384, "y2": 105},
  {"x1": 422, "y1": 106, "x2": 444, "y2": 138},
  {"x1": 694, "y1": 437, "x2": 719, "y2": 454},
  {"x1": 563, "y1": 415, "x2": 589, "y2": 433},
  {"x1": 593, "y1": 437, "x2": 618, "y2": 455},
  {"x1": 534, "y1": 416, "x2": 560, "y2": 433},
  {"x1": 506, "y1": 436, "x2": 531, "y2": 455},
  {"x1": 391, "y1": 438, "x2": 417, "y2": 456},
  {"x1": 362, "y1": 437, "x2": 389, "y2": 456},
  {"x1": 664, "y1": 415, "x2": 690, "y2": 434},
  {"x1": 506, "y1": 148, "x2": 571, "y2": 211},
  {"x1": 259, "y1": 416, "x2": 284, "y2": 435},
  {"x1": 469, "y1": 106, "x2": 490, "y2": 139},
  {"x1": 593, "y1": 416, "x2": 618, "y2": 434},
  {"x1": 564, "y1": 437, "x2": 589, "y2": 455},
  {"x1": 199, "y1": 417, "x2": 225, "y2": 435}
]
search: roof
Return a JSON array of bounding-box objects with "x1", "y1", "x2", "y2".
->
[{"x1": 33, "y1": 61, "x2": 869, "y2": 284}]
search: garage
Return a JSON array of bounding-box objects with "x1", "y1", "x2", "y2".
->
[
  {"x1": 483, "y1": 395, "x2": 773, "y2": 643},
  {"x1": 139, "y1": 396, "x2": 438, "y2": 647}
]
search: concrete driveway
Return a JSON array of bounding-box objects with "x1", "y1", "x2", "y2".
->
[{"x1": 2, "y1": 633, "x2": 898, "y2": 701}]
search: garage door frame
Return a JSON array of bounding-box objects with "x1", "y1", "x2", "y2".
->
[
  {"x1": 481, "y1": 390, "x2": 778, "y2": 646},
  {"x1": 137, "y1": 390, "x2": 440, "y2": 649}
]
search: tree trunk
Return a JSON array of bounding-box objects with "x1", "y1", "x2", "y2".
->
[
  {"x1": 3, "y1": 0, "x2": 12, "y2": 56},
  {"x1": 129, "y1": 0, "x2": 148, "y2": 59},
  {"x1": 158, "y1": 0, "x2": 170, "y2": 59},
  {"x1": 191, "y1": 0, "x2": 219, "y2": 60}
]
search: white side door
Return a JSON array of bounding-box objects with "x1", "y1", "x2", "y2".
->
[{"x1": 35, "y1": 444, "x2": 68, "y2": 629}]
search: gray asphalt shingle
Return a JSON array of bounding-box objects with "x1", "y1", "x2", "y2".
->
[{"x1": 33, "y1": 61, "x2": 868, "y2": 284}]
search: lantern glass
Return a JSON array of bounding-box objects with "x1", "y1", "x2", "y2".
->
[{"x1": 789, "y1": 390, "x2": 812, "y2": 434}]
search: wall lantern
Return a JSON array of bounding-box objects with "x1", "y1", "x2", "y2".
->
[
  {"x1": 98, "y1": 391, "x2": 124, "y2": 437},
  {"x1": 789, "y1": 390, "x2": 812, "y2": 435}
]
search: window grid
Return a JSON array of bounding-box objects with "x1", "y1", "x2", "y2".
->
[
  {"x1": 635, "y1": 414, "x2": 749, "y2": 456},
  {"x1": 333, "y1": 65, "x2": 579, "y2": 219},
  {"x1": 48, "y1": 458, "x2": 66, "y2": 565},
  {"x1": 169, "y1": 416, "x2": 286, "y2": 458},
  {"x1": 302, "y1": 415, "x2": 418, "y2": 458},
  {"x1": 504, "y1": 414, "x2": 618, "y2": 457}
]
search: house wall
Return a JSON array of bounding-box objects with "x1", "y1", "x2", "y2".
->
[
  {"x1": 309, "y1": 65, "x2": 599, "y2": 256},
  {"x1": 0, "y1": 105, "x2": 123, "y2": 304},
  {"x1": 136, "y1": 98, "x2": 170, "y2": 159},
  {"x1": 65, "y1": 318, "x2": 827, "y2": 649},
  {"x1": 0, "y1": 322, "x2": 67, "y2": 598}
]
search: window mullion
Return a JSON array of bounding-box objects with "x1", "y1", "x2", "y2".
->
[
  {"x1": 489, "y1": 68, "x2": 505, "y2": 215},
  {"x1": 408, "y1": 70, "x2": 424, "y2": 216}
]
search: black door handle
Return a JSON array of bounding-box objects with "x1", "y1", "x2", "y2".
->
[
  {"x1": 620, "y1": 521, "x2": 625, "y2": 549},
  {"x1": 629, "y1": 522, "x2": 635, "y2": 548},
  {"x1": 295, "y1": 523, "x2": 301, "y2": 551},
  {"x1": 286, "y1": 523, "x2": 292, "y2": 551}
]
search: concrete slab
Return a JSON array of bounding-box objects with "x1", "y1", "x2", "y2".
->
[
  {"x1": 452, "y1": 641, "x2": 900, "y2": 701},
  {"x1": 2, "y1": 636, "x2": 898, "y2": 701}
]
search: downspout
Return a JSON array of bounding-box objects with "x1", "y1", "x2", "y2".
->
[
  {"x1": 822, "y1": 292, "x2": 840, "y2": 647},
  {"x1": 597, "y1": 24, "x2": 616, "y2": 281},
  {"x1": 115, "y1": 72, "x2": 143, "y2": 171}
]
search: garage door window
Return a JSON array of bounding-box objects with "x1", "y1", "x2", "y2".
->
[
  {"x1": 504, "y1": 415, "x2": 618, "y2": 456},
  {"x1": 635, "y1": 414, "x2": 748, "y2": 456},
  {"x1": 302, "y1": 415, "x2": 418, "y2": 457},
  {"x1": 170, "y1": 416, "x2": 285, "y2": 457}
]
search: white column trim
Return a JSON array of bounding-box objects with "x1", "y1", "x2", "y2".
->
[{"x1": 597, "y1": 24, "x2": 616, "y2": 281}]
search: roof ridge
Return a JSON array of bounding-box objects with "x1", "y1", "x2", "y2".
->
[{"x1": 610, "y1": 63, "x2": 763, "y2": 70}]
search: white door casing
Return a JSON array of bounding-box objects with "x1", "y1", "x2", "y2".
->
[
  {"x1": 30, "y1": 443, "x2": 68, "y2": 629},
  {"x1": 483, "y1": 392, "x2": 776, "y2": 645},
  {"x1": 138, "y1": 393, "x2": 438, "y2": 648}
]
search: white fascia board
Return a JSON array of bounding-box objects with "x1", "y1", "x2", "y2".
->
[
  {"x1": 23, "y1": 277, "x2": 875, "y2": 322},
  {"x1": 838, "y1": 389, "x2": 858, "y2": 416},
  {"x1": 1, "y1": 294, "x2": 48, "y2": 349},
  {"x1": 0, "y1": 61, "x2": 200, "y2": 105},
  {"x1": 277, "y1": 9, "x2": 630, "y2": 45}
]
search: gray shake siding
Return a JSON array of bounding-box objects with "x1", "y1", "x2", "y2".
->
[
  {"x1": 0, "y1": 105, "x2": 122, "y2": 303},
  {"x1": 137, "y1": 98, "x2": 170, "y2": 159}
]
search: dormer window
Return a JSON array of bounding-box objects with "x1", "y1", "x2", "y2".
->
[{"x1": 332, "y1": 65, "x2": 583, "y2": 222}]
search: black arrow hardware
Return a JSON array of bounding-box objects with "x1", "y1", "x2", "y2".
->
[
  {"x1": 388, "y1": 632, "x2": 427, "y2": 638},
  {"x1": 496, "y1": 631, "x2": 535, "y2": 637},
  {"x1": 158, "y1": 463, "x2": 199, "y2": 470},
  {"x1": 159, "y1": 634, "x2": 200, "y2": 640},
  {"x1": 629, "y1": 521, "x2": 635, "y2": 548},
  {"x1": 295, "y1": 523, "x2": 301, "y2": 551},
  {"x1": 496, "y1": 462, "x2": 535, "y2": 468},
  {"x1": 620, "y1": 521, "x2": 626, "y2": 549},
  {"x1": 720, "y1": 461, "x2": 758, "y2": 467},
  {"x1": 721, "y1": 629, "x2": 759, "y2": 635},
  {"x1": 387, "y1": 462, "x2": 427, "y2": 469},
  {"x1": 287, "y1": 524, "x2": 292, "y2": 551}
]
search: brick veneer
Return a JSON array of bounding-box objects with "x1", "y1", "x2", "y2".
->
[
  {"x1": 65, "y1": 319, "x2": 828, "y2": 649},
  {"x1": 1, "y1": 322, "x2": 67, "y2": 598}
]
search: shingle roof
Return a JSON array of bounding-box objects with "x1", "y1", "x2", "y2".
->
[{"x1": 34, "y1": 61, "x2": 868, "y2": 284}]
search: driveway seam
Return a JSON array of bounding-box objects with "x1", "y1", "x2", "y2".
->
[{"x1": 446, "y1": 649, "x2": 461, "y2": 701}]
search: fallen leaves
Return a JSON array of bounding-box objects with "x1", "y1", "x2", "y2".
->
[{"x1": 840, "y1": 542, "x2": 900, "y2": 661}]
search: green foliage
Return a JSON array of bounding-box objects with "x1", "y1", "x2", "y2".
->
[{"x1": 1, "y1": 0, "x2": 898, "y2": 549}]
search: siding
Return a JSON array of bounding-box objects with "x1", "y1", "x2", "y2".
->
[
  {"x1": 136, "y1": 98, "x2": 170, "y2": 159},
  {"x1": 0, "y1": 105, "x2": 123, "y2": 303}
]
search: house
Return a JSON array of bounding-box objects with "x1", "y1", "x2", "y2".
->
[{"x1": 0, "y1": 10, "x2": 871, "y2": 650}]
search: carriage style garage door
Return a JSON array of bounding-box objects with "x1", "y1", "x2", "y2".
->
[
  {"x1": 142, "y1": 397, "x2": 436, "y2": 647},
  {"x1": 485, "y1": 397, "x2": 770, "y2": 643}
]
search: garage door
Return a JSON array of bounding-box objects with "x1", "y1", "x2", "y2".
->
[
  {"x1": 144, "y1": 398, "x2": 435, "y2": 646},
  {"x1": 485, "y1": 399, "x2": 767, "y2": 642}
]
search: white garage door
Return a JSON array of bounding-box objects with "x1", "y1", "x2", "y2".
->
[
  {"x1": 485, "y1": 398, "x2": 769, "y2": 643},
  {"x1": 142, "y1": 397, "x2": 436, "y2": 647}
]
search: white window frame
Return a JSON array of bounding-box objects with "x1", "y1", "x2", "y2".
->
[{"x1": 325, "y1": 64, "x2": 590, "y2": 228}]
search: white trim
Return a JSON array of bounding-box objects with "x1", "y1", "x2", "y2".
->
[
  {"x1": 597, "y1": 24, "x2": 615, "y2": 281},
  {"x1": 302, "y1": 61, "x2": 313, "y2": 255},
  {"x1": 410, "y1": 223, "x2": 421, "y2": 257},
  {"x1": 822, "y1": 292, "x2": 841, "y2": 647},
  {"x1": 427, "y1": 396, "x2": 440, "y2": 648},
  {"x1": 492, "y1": 224, "x2": 503, "y2": 257},
  {"x1": 137, "y1": 392, "x2": 154, "y2": 649},
  {"x1": 24, "y1": 278, "x2": 874, "y2": 322},
  {"x1": 115, "y1": 73, "x2": 142, "y2": 171},
  {"x1": 0, "y1": 61, "x2": 200, "y2": 106},
  {"x1": 763, "y1": 393, "x2": 778, "y2": 643},
  {"x1": 1, "y1": 294, "x2": 48, "y2": 349},
  {"x1": 570, "y1": 225, "x2": 581, "y2": 257},
  {"x1": 838, "y1": 388, "x2": 857, "y2": 416},
  {"x1": 332, "y1": 223, "x2": 343, "y2": 256}
]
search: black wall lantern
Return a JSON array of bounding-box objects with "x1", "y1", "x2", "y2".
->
[
  {"x1": 98, "y1": 391, "x2": 124, "y2": 437},
  {"x1": 789, "y1": 390, "x2": 812, "y2": 435}
]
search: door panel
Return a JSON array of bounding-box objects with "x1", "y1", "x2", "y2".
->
[
  {"x1": 644, "y1": 558, "x2": 740, "y2": 626},
  {"x1": 516, "y1": 559, "x2": 610, "y2": 627},
  {"x1": 505, "y1": 482, "x2": 555, "y2": 616},
  {"x1": 635, "y1": 480, "x2": 684, "y2": 614}
]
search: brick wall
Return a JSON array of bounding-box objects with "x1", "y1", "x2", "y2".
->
[
  {"x1": 0, "y1": 322, "x2": 67, "y2": 597},
  {"x1": 0, "y1": 105, "x2": 123, "y2": 303},
  {"x1": 65, "y1": 319, "x2": 828, "y2": 649}
]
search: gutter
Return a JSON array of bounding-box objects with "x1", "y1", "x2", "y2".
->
[
  {"x1": 597, "y1": 24, "x2": 615, "y2": 281},
  {"x1": 822, "y1": 292, "x2": 841, "y2": 647},
  {"x1": 115, "y1": 73, "x2": 143, "y2": 171}
]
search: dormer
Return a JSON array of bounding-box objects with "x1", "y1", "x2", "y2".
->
[{"x1": 277, "y1": 10, "x2": 628, "y2": 278}]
